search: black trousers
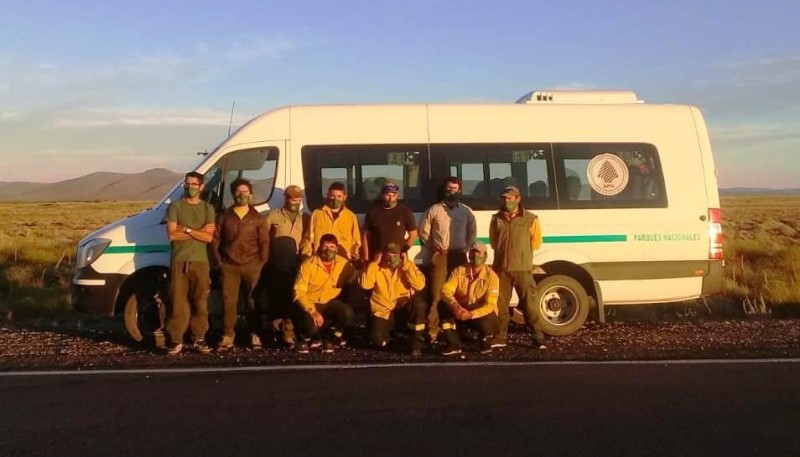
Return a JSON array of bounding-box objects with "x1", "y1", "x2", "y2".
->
[
  {"x1": 369, "y1": 293, "x2": 427, "y2": 347},
  {"x1": 293, "y1": 299, "x2": 354, "y2": 341}
]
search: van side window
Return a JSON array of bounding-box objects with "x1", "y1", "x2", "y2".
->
[
  {"x1": 215, "y1": 147, "x2": 279, "y2": 209},
  {"x1": 554, "y1": 143, "x2": 666, "y2": 209},
  {"x1": 302, "y1": 145, "x2": 431, "y2": 213},
  {"x1": 437, "y1": 144, "x2": 556, "y2": 211}
]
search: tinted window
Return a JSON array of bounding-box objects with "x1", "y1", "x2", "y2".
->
[
  {"x1": 435, "y1": 144, "x2": 556, "y2": 211},
  {"x1": 302, "y1": 145, "x2": 432, "y2": 213},
  {"x1": 554, "y1": 143, "x2": 666, "y2": 208}
]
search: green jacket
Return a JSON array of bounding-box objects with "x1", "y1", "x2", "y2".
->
[{"x1": 489, "y1": 207, "x2": 542, "y2": 272}]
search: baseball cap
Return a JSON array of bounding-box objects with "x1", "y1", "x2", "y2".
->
[
  {"x1": 284, "y1": 185, "x2": 304, "y2": 198},
  {"x1": 381, "y1": 181, "x2": 400, "y2": 193},
  {"x1": 469, "y1": 241, "x2": 488, "y2": 254},
  {"x1": 383, "y1": 242, "x2": 402, "y2": 254},
  {"x1": 500, "y1": 185, "x2": 521, "y2": 198}
]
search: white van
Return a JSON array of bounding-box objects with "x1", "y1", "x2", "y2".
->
[{"x1": 72, "y1": 90, "x2": 725, "y2": 343}]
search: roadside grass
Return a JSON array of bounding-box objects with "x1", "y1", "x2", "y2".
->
[
  {"x1": 0, "y1": 201, "x2": 153, "y2": 319},
  {"x1": 721, "y1": 196, "x2": 800, "y2": 315},
  {"x1": 0, "y1": 196, "x2": 798, "y2": 320}
]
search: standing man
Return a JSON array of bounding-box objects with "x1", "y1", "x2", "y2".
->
[
  {"x1": 361, "y1": 180, "x2": 418, "y2": 262},
  {"x1": 211, "y1": 178, "x2": 269, "y2": 350},
  {"x1": 293, "y1": 234, "x2": 356, "y2": 353},
  {"x1": 264, "y1": 185, "x2": 307, "y2": 348},
  {"x1": 359, "y1": 242, "x2": 427, "y2": 356},
  {"x1": 419, "y1": 177, "x2": 476, "y2": 342},
  {"x1": 439, "y1": 241, "x2": 500, "y2": 355},
  {"x1": 489, "y1": 185, "x2": 547, "y2": 349},
  {"x1": 165, "y1": 172, "x2": 216, "y2": 356},
  {"x1": 301, "y1": 181, "x2": 361, "y2": 263}
]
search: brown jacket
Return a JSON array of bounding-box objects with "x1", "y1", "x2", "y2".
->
[{"x1": 212, "y1": 206, "x2": 269, "y2": 266}]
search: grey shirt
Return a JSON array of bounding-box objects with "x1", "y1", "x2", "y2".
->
[{"x1": 419, "y1": 201, "x2": 476, "y2": 252}]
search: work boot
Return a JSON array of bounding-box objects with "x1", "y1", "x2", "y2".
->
[
  {"x1": 441, "y1": 344, "x2": 462, "y2": 356},
  {"x1": 322, "y1": 340, "x2": 335, "y2": 353},
  {"x1": 480, "y1": 337, "x2": 494, "y2": 354},
  {"x1": 490, "y1": 336, "x2": 507, "y2": 348},
  {"x1": 296, "y1": 340, "x2": 310, "y2": 354},
  {"x1": 191, "y1": 340, "x2": 211, "y2": 354},
  {"x1": 217, "y1": 335, "x2": 234, "y2": 351},
  {"x1": 166, "y1": 342, "x2": 183, "y2": 356},
  {"x1": 250, "y1": 333, "x2": 263, "y2": 350}
]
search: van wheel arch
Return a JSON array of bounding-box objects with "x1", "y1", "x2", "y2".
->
[{"x1": 117, "y1": 267, "x2": 169, "y2": 346}]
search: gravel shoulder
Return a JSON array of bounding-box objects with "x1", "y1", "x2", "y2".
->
[{"x1": 2, "y1": 311, "x2": 800, "y2": 371}]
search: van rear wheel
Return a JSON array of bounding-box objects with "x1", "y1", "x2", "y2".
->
[{"x1": 534, "y1": 275, "x2": 589, "y2": 336}]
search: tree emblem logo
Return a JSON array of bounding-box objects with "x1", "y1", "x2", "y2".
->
[{"x1": 586, "y1": 153, "x2": 629, "y2": 196}]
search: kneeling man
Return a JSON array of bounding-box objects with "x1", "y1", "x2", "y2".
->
[
  {"x1": 439, "y1": 241, "x2": 500, "y2": 355},
  {"x1": 293, "y1": 234, "x2": 356, "y2": 353},
  {"x1": 359, "y1": 242, "x2": 427, "y2": 356}
]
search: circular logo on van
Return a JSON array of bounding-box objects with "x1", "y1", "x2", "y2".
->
[{"x1": 586, "y1": 153, "x2": 629, "y2": 196}]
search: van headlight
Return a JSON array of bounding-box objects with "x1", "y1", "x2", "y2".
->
[{"x1": 76, "y1": 238, "x2": 112, "y2": 269}]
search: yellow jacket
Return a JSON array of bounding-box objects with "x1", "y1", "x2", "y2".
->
[
  {"x1": 358, "y1": 260, "x2": 426, "y2": 319},
  {"x1": 293, "y1": 255, "x2": 356, "y2": 314},
  {"x1": 441, "y1": 265, "x2": 500, "y2": 319},
  {"x1": 301, "y1": 206, "x2": 361, "y2": 260}
]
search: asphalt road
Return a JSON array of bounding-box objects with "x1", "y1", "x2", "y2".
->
[{"x1": 1, "y1": 361, "x2": 799, "y2": 456}]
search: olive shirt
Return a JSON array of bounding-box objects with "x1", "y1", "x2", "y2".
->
[
  {"x1": 265, "y1": 207, "x2": 307, "y2": 272},
  {"x1": 166, "y1": 199, "x2": 216, "y2": 263},
  {"x1": 364, "y1": 204, "x2": 417, "y2": 257}
]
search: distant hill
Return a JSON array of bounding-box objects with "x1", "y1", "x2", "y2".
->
[
  {"x1": 720, "y1": 187, "x2": 800, "y2": 196},
  {"x1": 0, "y1": 168, "x2": 182, "y2": 202}
]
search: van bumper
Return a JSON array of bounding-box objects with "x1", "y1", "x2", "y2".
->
[
  {"x1": 71, "y1": 266, "x2": 126, "y2": 317},
  {"x1": 701, "y1": 260, "x2": 725, "y2": 296}
]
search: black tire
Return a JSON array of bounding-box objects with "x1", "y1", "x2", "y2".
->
[
  {"x1": 123, "y1": 271, "x2": 168, "y2": 347},
  {"x1": 533, "y1": 275, "x2": 590, "y2": 336}
]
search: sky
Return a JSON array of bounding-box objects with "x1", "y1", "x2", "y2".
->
[{"x1": 1, "y1": 0, "x2": 799, "y2": 188}]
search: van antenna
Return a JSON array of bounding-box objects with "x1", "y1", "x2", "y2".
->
[{"x1": 227, "y1": 102, "x2": 236, "y2": 137}]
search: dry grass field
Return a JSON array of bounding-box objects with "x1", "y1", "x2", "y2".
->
[
  {"x1": 0, "y1": 201, "x2": 153, "y2": 318},
  {"x1": 0, "y1": 197, "x2": 797, "y2": 319}
]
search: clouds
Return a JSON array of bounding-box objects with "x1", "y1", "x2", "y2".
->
[{"x1": 52, "y1": 107, "x2": 255, "y2": 128}]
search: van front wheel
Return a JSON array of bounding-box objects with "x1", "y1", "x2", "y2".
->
[
  {"x1": 534, "y1": 275, "x2": 589, "y2": 336},
  {"x1": 123, "y1": 273, "x2": 168, "y2": 347}
]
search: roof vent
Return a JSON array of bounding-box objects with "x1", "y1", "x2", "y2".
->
[{"x1": 516, "y1": 90, "x2": 644, "y2": 104}]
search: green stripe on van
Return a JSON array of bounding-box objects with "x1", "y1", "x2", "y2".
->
[
  {"x1": 105, "y1": 245, "x2": 171, "y2": 254},
  {"x1": 472, "y1": 235, "x2": 626, "y2": 244}
]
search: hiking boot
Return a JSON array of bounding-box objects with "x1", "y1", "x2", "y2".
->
[
  {"x1": 217, "y1": 335, "x2": 234, "y2": 351},
  {"x1": 441, "y1": 344, "x2": 462, "y2": 356},
  {"x1": 490, "y1": 337, "x2": 507, "y2": 348},
  {"x1": 374, "y1": 340, "x2": 388, "y2": 349},
  {"x1": 166, "y1": 342, "x2": 183, "y2": 356},
  {"x1": 191, "y1": 340, "x2": 211, "y2": 354},
  {"x1": 533, "y1": 336, "x2": 547, "y2": 350},
  {"x1": 332, "y1": 335, "x2": 347, "y2": 348},
  {"x1": 321, "y1": 340, "x2": 335, "y2": 353},
  {"x1": 296, "y1": 340, "x2": 310, "y2": 354},
  {"x1": 480, "y1": 338, "x2": 494, "y2": 354},
  {"x1": 250, "y1": 333, "x2": 263, "y2": 350},
  {"x1": 309, "y1": 339, "x2": 322, "y2": 350}
]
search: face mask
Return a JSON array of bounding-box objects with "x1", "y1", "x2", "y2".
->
[
  {"x1": 445, "y1": 191, "x2": 460, "y2": 205},
  {"x1": 320, "y1": 249, "x2": 336, "y2": 261},
  {"x1": 503, "y1": 200, "x2": 518, "y2": 212},
  {"x1": 185, "y1": 186, "x2": 200, "y2": 198},
  {"x1": 472, "y1": 255, "x2": 486, "y2": 267},
  {"x1": 382, "y1": 199, "x2": 397, "y2": 209},
  {"x1": 287, "y1": 203, "x2": 301, "y2": 213},
  {"x1": 235, "y1": 194, "x2": 250, "y2": 206},
  {"x1": 328, "y1": 198, "x2": 343, "y2": 209},
  {"x1": 388, "y1": 256, "x2": 401, "y2": 268}
]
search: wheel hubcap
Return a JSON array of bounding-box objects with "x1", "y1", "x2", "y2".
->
[{"x1": 540, "y1": 286, "x2": 578, "y2": 326}]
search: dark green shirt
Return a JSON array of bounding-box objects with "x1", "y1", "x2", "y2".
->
[{"x1": 166, "y1": 199, "x2": 215, "y2": 263}]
